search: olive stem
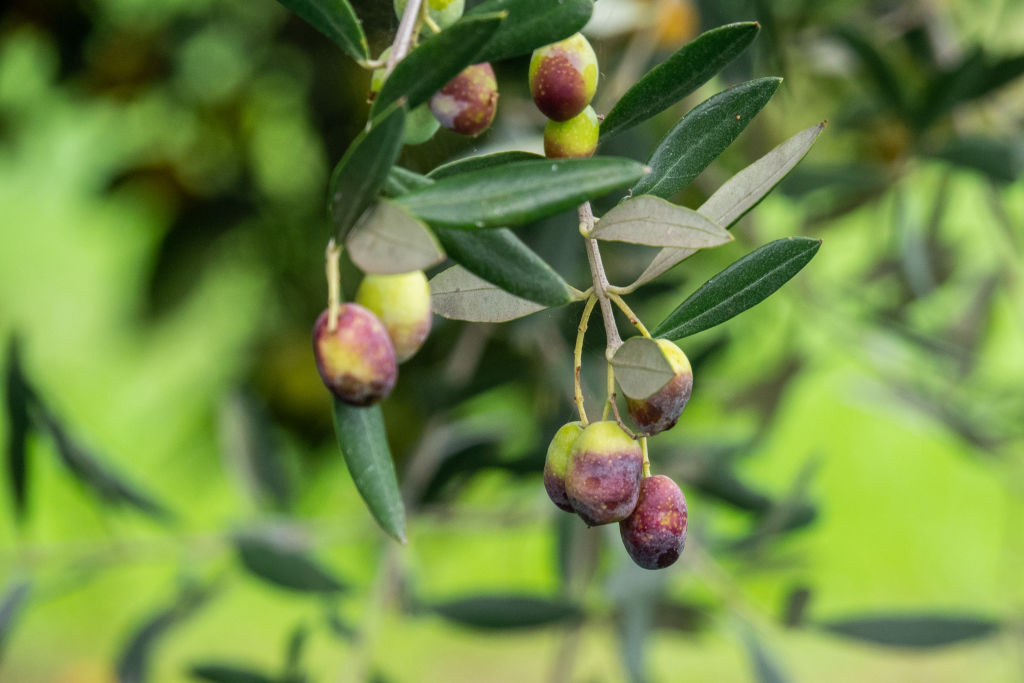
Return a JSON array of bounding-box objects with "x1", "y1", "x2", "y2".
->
[
  {"x1": 387, "y1": 0, "x2": 425, "y2": 75},
  {"x1": 326, "y1": 238, "x2": 343, "y2": 332},
  {"x1": 421, "y1": 3, "x2": 442, "y2": 34},
  {"x1": 580, "y1": 202, "x2": 623, "y2": 357},
  {"x1": 609, "y1": 293, "x2": 651, "y2": 338},
  {"x1": 574, "y1": 296, "x2": 597, "y2": 426},
  {"x1": 604, "y1": 363, "x2": 636, "y2": 437},
  {"x1": 640, "y1": 437, "x2": 651, "y2": 477}
]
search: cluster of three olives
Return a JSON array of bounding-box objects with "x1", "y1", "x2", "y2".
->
[{"x1": 529, "y1": 33, "x2": 601, "y2": 158}]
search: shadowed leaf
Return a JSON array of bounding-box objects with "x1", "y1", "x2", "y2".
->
[
  {"x1": 4, "y1": 337, "x2": 32, "y2": 519},
  {"x1": 469, "y1": 0, "x2": 593, "y2": 63},
  {"x1": 275, "y1": 0, "x2": 368, "y2": 62},
  {"x1": 611, "y1": 337, "x2": 676, "y2": 400},
  {"x1": 346, "y1": 200, "x2": 445, "y2": 274},
  {"x1": 190, "y1": 664, "x2": 275, "y2": 683},
  {"x1": 819, "y1": 614, "x2": 1001, "y2": 648},
  {"x1": 428, "y1": 151, "x2": 544, "y2": 179},
  {"x1": 430, "y1": 266, "x2": 548, "y2": 322},
  {"x1": 117, "y1": 583, "x2": 213, "y2": 683},
  {"x1": 428, "y1": 594, "x2": 582, "y2": 629},
  {"x1": 235, "y1": 532, "x2": 348, "y2": 594}
]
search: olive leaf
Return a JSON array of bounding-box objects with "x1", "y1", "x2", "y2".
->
[
  {"x1": 430, "y1": 266, "x2": 549, "y2": 322},
  {"x1": 468, "y1": 0, "x2": 594, "y2": 63},
  {"x1": 345, "y1": 200, "x2": 445, "y2": 274},
  {"x1": 0, "y1": 581, "x2": 30, "y2": 662},
  {"x1": 189, "y1": 664, "x2": 276, "y2": 683},
  {"x1": 274, "y1": 0, "x2": 368, "y2": 62},
  {"x1": 234, "y1": 532, "x2": 348, "y2": 594},
  {"x1": 383, "y1": 166, "x2": 433, "y2": 197},
  {"x1": 4, "y1": 337, "x2": 32, "y2": 520},
  {"x1": 593, "y1": 195, "x2": 732, "y2": 249},
  {"x1": 610, "y1": 337, "x2": 675, "y2": 400},
  {"x1": 427, "y1": 151, "x2": 545, "y2": 180},
  {"x1": 219, "y1": 391, "x2": 291, "y2": 511},
  {"x1": 426, "y1": 594, "x2": 583, "y2": 630},
  {"x1": 819, "y1": 614, "x2": 1001, "y2": 648}
]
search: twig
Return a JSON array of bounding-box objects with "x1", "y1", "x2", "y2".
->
[
  {"x1": 326, "y1": 239, "x2": 342, "y2": 331},
  {"x1": 387, "y1": 0, "x2": 425, "y2": 75},
  {"x1": 580, "y1": 203, "x2": 623, "y2": 357}
]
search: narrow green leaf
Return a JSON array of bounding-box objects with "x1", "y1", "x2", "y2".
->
[
  {"x1": 632, "y1": 77, "x2": 782, "y2": 200},
  {"x1": 345, "y1": 200, "x2": 446, "y2": 274},
  {"x1": 219, "y1": 392, "x2": 291, "y2": 510},
  {"x1": 190, "y1": 664, "x2": 275, "y2": 683},
  {"x1": 4, "y1": 337, "x2": 31, "y2": 519},
  {"x1": 468, "y1": 0, "x2": 593, "y2": 63},
  {"x1": 833, "y1": 28, "x2": 906, "y2": 115},
  {"x1": 117, "y1": 583, "x2": 213, "y2": 683},
  {"x1": 371, "y1": 13, "x2": 505, "y2": 117},
  {"x1": 395, "y1": 157, "x2": 646, "y2": 229},
  {"x1": 383, "y1": 166, "x2": 433, "y2": 197},
  {"x1": 428, "y1": 151, "x2": 544, "y2": 180},
  {"x1": 234, "y1": 532, "x2": 348, "y2": 593},
  {"x1": 275, "y1": 0, "x2": 368, "y2": 62},
  {"x1": 428, "y1": 594, "x2": 582, "y2": 629},
  {"x1": 332, "y1": 401, "x2": 406, "y2": 543},
  {"x1": 328, "y1": 103, "x2": 406, "y2": 240},
  {"x1": 820, "y1": 614, "x2": 1001, "y2": 648},
  {"x1": 435, "y1": 227, "x2": 572, "y2": 306},
  {"x1": 740, "y1": 628, "x2": 791, "y2": 683},
  {"x1": 929, "y1": 136, "x2": 1023, "y2": 184},
  {"x1": 611, "y1": 337, "x2": 676, "y2": 400},
  {"x1": 430, "y1": 266, "x2": 548, "y2": 322},
  {"x1": 600, "y1": 22, "x2": 761, "y2": 141},
  {"x1": 0, "y1": 581, "x2": 30, "y2": 661},
  {"x1": 593, "y1": 195, "x2": 732, "y2": 249},
  {"x1": 651, "y1": 237, "x2": 820, "y2": 340}
]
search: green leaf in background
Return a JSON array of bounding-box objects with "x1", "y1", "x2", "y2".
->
[
  {"x1": 274, "y1": 0, "x2": 368, "y2": 62},
  {"x1": 427, "y1": 594, "x2": 582, "y2": 629},
  {"x1": 819, "y1": 614, "x2": 1001, "y2": 648},
  {"x1": 739, "y1": 627, "x2": 791, "y2": 683},
  {"x1": 429, "y1": 266, "x2": 548, "y2": 322},
  {"x1": 600, "y1": 22, "x2": 761, "y2": 141},
  {"x1": 0, "y1": 581, "x2": 30, "y2": 662},
  {"x1": 345, "y1": 200, "x2": 445, "y2": 274},
  {"x1": 427, "y1": 151, "x2": 545, "y2": 180},
  {"x1": 593, "y1": 195, "x2": 732, "y2": 249},
  {"x1": 929, "y1": 136, "x2": 1023, "y2": 184},
  {"x1": 328, "y1": 102, "x2": 406, "y2": 240},
  {"x1": 332, "y1": 400, "x2": 406, "y2": 543},
  {"x1": 434, "y1": 227, "x2": 572, "y2": 306},
  {"x1": 383, "y1": 166, "x2": 433, "y2": 197},
  {"x1": 219, "y1": 391, "x2": 291, "y2": 511},
  {"x1": 234, "y1": 532, "x2": 348, "y2": 593},
  {"x1": 370, "y1": 13, "x2": 505, "y2": 117},
  {"x1": 468, "y1": 0, "x2": 593, "y2": 63},
  {"x1": 189, "y1": 664, "x2": 276, "y2": 683},
  {"x1": 833, "y1": 28, "x2": 907, "y2": 117},
  {"x1": 4, "y1": 337, "x2": 32, "y2": 520},
  {"x1": 651, "y1": 237, "x2": 821, "y2": 340},
  {"x1": 395, "y1": 157, "x2": 646, "y2": 229},
  {"x1": 117, "y1": 583, "x2": 213, "y2": 683},
  {"x1": 610, "y1": 337, "x2": 676, "y2": 400},
  {"x1": 632, "y1": 77, "x2": 783, "y2": 200}
]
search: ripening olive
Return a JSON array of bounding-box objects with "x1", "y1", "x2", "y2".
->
[
  {"x1": 544, "y1": 105, "x2": 599, "y2": 158},
  {"x1": 354, "y1": 271, "x2": 432, "y2": 363},
  {"x1": 529, "y1": 33, "x2": 598, "y2": 122},
  {"x1": 625, "y1": 339, "x2": 692, "y2": 435},
  {"x1": 619, "y1": 475, "x2": 688, "y2": 569},
  {"x1": 565, "y1": 421, "x2": 642, "y2": 526},
  {"x1": 312, "y1": 304, "x2": 397, "y2": 406},
  {"x1": 543, "y1": 421, "x2": 584, "y2": 512},
  {"x1": 429, "y1": 63, "x2": 498, "y2": 136}
]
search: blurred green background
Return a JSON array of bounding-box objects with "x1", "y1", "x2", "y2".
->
[{"x1": 1, "y1": 0, "x2": 1023, "y2": 681}]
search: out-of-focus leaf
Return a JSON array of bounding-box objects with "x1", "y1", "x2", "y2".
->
[
  {"x1": 219, "y1": 392, "x2": 290, "y2": 510},
  {"x1": 328, "y1": 103, "x2": 406, "y2": 240},
  {"x1": 435, "y1": 227, "x2": 572, "y2": 306},
  {"x1": 36, "y1": 405, "x2": 170, "y2": 520},
  {"x1": 652, "y1": 237, "x2": 821, "y2": 340},
  {"x1": 333, "y1": 401, "x2": 406, "y2": 543},
  {"x1": 383, "y1": 166, "x2": 433, "y2": 197},
  {"x1": 593, "y1": 195, "x2": 732, "y2": 249},
  {"x1": 611, "y1": 337, "x2": 675, "y2": 400},
  {"x1": 275, "y1": 0, "x2": 368, "y2": 62},
  {"x1": 283, "y1": 622, "x2": 309, "y2": 680},
  {"x1": 600, "y1": 22, "x2": 761, "y2": 141},
  {"x1": 189, "y1": 664, "x2": 276, "y2": 683},
  {"x1": 430, "y1": 266, "x2": 548, "y2": 322},
  {"x1": 4, "y1": 337, "x2": 31, "y2": 519},
  {"x1": 0, "y1": 581, "x2": 30, "y2": 662},
  {"x1": 428, "y1": 594, "x2": 582, "y2": 629},
  {"x1": 684, "y1": 460, "x2": 771, "y2": 513},
  {"x1": 117, "y1": 583, "x2": 213, "y2": 683},
  {"x1": 967, "y1": 52, "x2": 1024, "y2": 100},
  {"x1": 740, "y1": 628, "x2": 790, "y2": 683},
  {"x1": 468, "y1": 0, "x2": 592, "y2": 63},
  {"x1": 428, "y1": 151, "x2": 544, "y2": 179},
  {"x1": 234, "y1": 532, "x2": 348, "y2": 593},
  {"x1": 782, "y1": 586, "x2": 811, "y2": 628},
  {"x1": 395, "y1": 157, "x2": 646, "y2": 229},
  {"x1": 345, "y1": 200, "x2": 445, "y2": 274},
  {"x1": 632, "y1": 78, "x2": 782, "y2": 200},
  {"x1": 371, "y1": 13, "x2": 505, "y2": 116},
  {"x1": 929, "y1": 137, "x2": 1023, "y2": 184},
  {"x1": 819, "y1": 614, "x2": 1001, "y2": 648},
  {"x1": 833, "y1": 28, "x2": 906, "y2": 115}
]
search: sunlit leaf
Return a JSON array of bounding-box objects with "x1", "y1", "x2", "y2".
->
[
  {"x1": 117, "y1": 583, "x2": 213, "y2": 683},
  {"x1": 428, "y1": 594, "x2": 582, "y2": 629},
  {"x1": 593, "y1": 195, "x2": 732, "y2": 249},
  {"x1": 468, "y1": 0, "x2": 593, "y2": 63},
  {"x1": 820, "y1": 614, "x2": 1001, "y2": 648},
  {"x1": 435, "y1": 227, "x2": 572, "y2": 306},
  {"x1": 328, "y1": 102, "x2": 405, "y2": 240},
  {"x1": 333, "y1": 401, "x2": 406, "y2": 543},
  {"x1": 219, "y1": 391, "x2": 290, "y2": 510},
  {"x1": 275, "y1": 0, "x2": 368, "y2": 62},
  {"x1": 600, "y1": 22, "x2": 761, "y2": 141},
  {"x1": 0, "y1": 581, "x2": 30, "y2": 662},
  {"x1": 371, "y1": 13, "x2": 505, "y2": 117},
  {"x1": 395, "y1": 157, "x2": 646, "y2": 229},
  {"x1": 190, "y1": 663, "x2": 275, "y2": 683},
  {"x1": 430, "y1": 266, "x2": 548, "y2": 322},
  {"x1": 4, "y1": 337, "x2": 32, "y2": 520},
  {"x1": 611, "y1": 337, "x2": 675, "y2": 400},
  {"x1": 652, "y1": 237, "x2": 821, "y2": 340},
  {"x1": 346, "y1": 200, "x2": 445, "y2": 274},
  {"x1": 234, "y1": 532, "x2": 348, "y2": 593},
  {"x1": 632, "y1": 78, "x2": 782, "y2": 200},
  {"x1": 428, "y1": 151, "x2": 544, "y2": 180}
]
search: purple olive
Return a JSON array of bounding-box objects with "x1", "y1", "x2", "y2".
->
[
  {"x1": 312, "y1": 304, "x2": 397, "y2": 406},
  {"x1": 565, "y1": 421, "x2": 642, "y2": 526},
  {"x1": 619, "y1": 475, "x2": 688, "y2": 570}
]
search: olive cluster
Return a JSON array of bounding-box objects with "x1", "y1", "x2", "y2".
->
[{"x1": 529, "y1": 33, "x2": 600, "y2": 158}]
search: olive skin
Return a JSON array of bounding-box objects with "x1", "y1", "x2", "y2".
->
[
  {"x1": 543, "y1": 421, "x2": 584, "y2": 512},
  {"x1": 354, "y1": 271, "x2": 432, "y2": 363},
  {"x1": 529, "y1": 33, "x2": 598, "y2": 122},
  {"x1": 312, "y1": 304, "x2": 397, "y2": 406},
  {"x1": 625, "y1": 339, "x2": 693, "y2": 435},
  {"x1": 429, "y1": 63, "x2": 498, "y2": 136},
  {"x1": 565, "y1": 421, "x2": 642, "y2": 526},
  {"x1": 544, "y1": 105, "x2": 599, "y2": 158},
  {"x1": 619, "y1": 475, "x2": 688, "y2": 570}
]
